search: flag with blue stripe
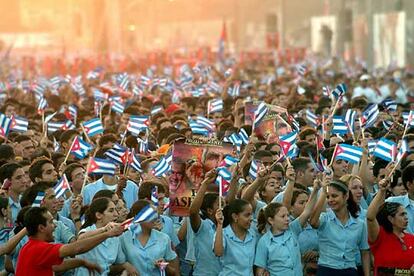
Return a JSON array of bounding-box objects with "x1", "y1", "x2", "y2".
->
[
  {"x1": 305, "y1": 109, "x2": 319, "y2": 127},
  {"x1": 111, "y1": 101, "x2": 125, "y2": 114},
  {"x1": 332, "y1": 116, "x2": 349, "y2": 135},
  {"x1": 127, "y1": 116, "x2": 150, "y2": 136},
  {"x1": 0, "y1": 114, "x2": 12, "y2": 137},
  {"x1": 190, "y1": 121, "x2": 209, "y2": 136},
  {"x1": 344, "y1": 109, "x2": 357, "y2": 134},
  {"x1": 105, "y1": 144, "x2": 129, "y2": 165},
  {"x1": 239, "y1": 128, "x2": 249, "y2": 144},
  {"x1": 133, "y1": 205, "x2": 158, "y2": 223},
  {"x1": 82, "y1": 118, "x2": 104, "y2": 137},
  {"x1": 253, "y1": 102, "x2": 268, "y2": 129},
  {"x1": 88, "y1": 158, "x2": 117, "y2": 175},
  {"x1": 152, "y1": 152, "x2": 172, "y2": 177},
  {"x1": 334, "y1": 144, "x2": 363, "y2": 164},
  {"x1": 208, "y1": 99, "x2": 223, "y2": 114},
  {"x1": 361, "y1": 104, "x2": 379, "y2": 129},
  {"x1": 215, "y1": 167, "x2": 232, "y2": 196},
  {"x1": 381, "y1": 98, "x2": 397, "y2": 112},
  {"x1": 151, "y1": 186, "x2": 158, "y2": 206},
  {"x1": 32, "y1": 192, "x2": 45, "y2": 207},
  {"x1": 373, "y1": 138, "x2": 397, "y2": 162},
  {"x1": 54, "y1": 175, "x2": 70, "y2": 199},
  {"x1": 70, "y1": 136, "x2": 93, "y2": 159},
  {"x1": 332, "y1": 83, "x2": 347, "y2": 100},
  {"x1": 249, "y1": 159, "x2": 259, "y2": 180},
  {"x1": 10, "y1": 115, "x2": 28, "y2": 132},
  {"x1": 279, "y1": 131, "x2": 298, "y2": 158},
  {"x1": 402, "y1": 111, "x2": 414, "y2": 128},
  {"x1": 396, "y1": 140, "x2": 408, "y2": 164},
  {"x1": 130, "y1": 149, "x2": 143, "y2": 173}
]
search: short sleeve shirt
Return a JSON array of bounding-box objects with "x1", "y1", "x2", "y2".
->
[{"x1": 15, "y1": 238, "x2": 63, "y2": 276}]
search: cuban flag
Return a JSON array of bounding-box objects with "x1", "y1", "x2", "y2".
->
[
  {"x1": 67, "y1": 105, "x2": 78, "y2": 122},
  {"x1": 305, "y1": 109, "x2": 319, "y2": 127},
  {"x1": 396, "y1": 140, "x2": 409, "y2": 164},
  {"x1": 32, "y1": 192, "x2": 45, "y2": 207},
  {"x1": 332, "y1": 83, "x2": 347, "y2": 100},
  {"x1": 344, "y1": 109, "x2": 357, "y2": 134},
  {"x1": 116, "y1": 73, "x2": 130, "y2": 91},
  {"x1": 227, "y1": 133, "x2": 243, "y2": 149},
  {"x1": 151, "y1": 186, "x2": 158, "y2": 206},
  {"x1": 37, "y1": 97, "x2": 48, "y2": 114},
  {"x1": 140, "y1": 75, "x2": 153, "y2": 88},
  {"x1": 70, "y1": 136, "x2": 93, "y2": 159},
  {"x1": 207, "y1": 81, "x2": 221, "y2": 93},
  {"x1": 88, "y1": 158, "x2": 117, "y2": 175},
  {"x1": 190, "y1": 121, "x2": 209, "y2": 136},
  {"x1": 132, "y1": 84, "x2": 144, "y2": 97},
  {"x1": 10, "y1": 115, "x2": 28, "y2": 132},
  {"x1": 151, "y1": 106, "x2": 163, "y2": 116},
  {"x1": 133, "y1": 205, "x2": 158, "y2": 223},
  {"x1": 54, "y1": 175, "x2": 70, "y2": 199},
  {"x1": 279, "y1": 131, "x2": 298, "y2": 157},
  {"x1": 92, "y1": 88, "x2": 108, "y2": 101},
  {"x1": 196, "y1": 116, "x2": 215, "y2": 131},
  {"x1": 111, "y1": 101, "x2": 125, "y2": 114},
  {"x1": 86, "y1": 70, "x2": 101, "y2": 80},
  {"x1": 208, "y1": 99, "x2": 223, "y2": 114},
  {"x1": 368, "y1": 140, "x2": 377, "y2": 155},
  {"x1": 361, "y1": 104, "x2": 379, "y2": 129},
  {"x1": 402, "y1": 111, "x2": 414, "y2": 128},
  {"x1": 228, "y1": 82, "x2": 240, "y2": 97},
  {"x1": 137, "y1": 138, "x2": 149, "y2": 154},
  {"x1": 130, "y1": 150, "x2": 143, "y2": 172},
  {"x1": 0, "y1": 113, "x2": 11, "y2": 138},
  {"x1": 333, "y1": 144, "x2": 364, "y2": 164},
  {"x1": 220, "y1": 155, "x2": 239, "y2": 167},
  {"x1": 82, "y1": 118, "x2": 104, "y2": 137},
  {"x1": 239, "y1": 128, "x2": 249, "y2": 144},
  {"x1": 249, "y1": 159, "x2": 259, "y2": 180},
  {"x1": 308, "y1": 152, "x2": 324, "y2": 173},
  {"x1": 152, "y1": 152, "x2": 173, "y2": 177},
  {"x1": 127, "y1": 116, "x2": 150, "y2": 136},
  {"x1": 332, "y1": 116, "x2": 349, "y2": 135},
  {"x1": 63, "y1": 120, "x2": 76, "y2": 131},
  {"x1": 47, "y1": 121, "x2": 65, "y2": 134},
  {"x1": 319, "y1": 154, "x2": 331, "y2": 173},
  {"x1": 382, "y1": 120, "x2": 394, "y2": 130},
  {"x1": 216, "y1": 167, "x2": 232, "y2": 196},
  {"x1": 296, "y1": 64, "x2": 307, "y2": 76},
  {"x1": 253, "y1": 102, "x2": 268, "y2": 129},
  {"x1": 381, "y1": 98, "x2": 397, "y2": 112},
  {"x1": 322, "y1": 86, "x2": 331, "y2": 97},
  {"x1": 373, "y1": 138, "x2": 397, "y2": 162},
  {"x1": 105, "y1": 144, "x2": 129, "y2": 165}
]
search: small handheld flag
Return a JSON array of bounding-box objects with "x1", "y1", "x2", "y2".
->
[
  {"x1": 54, "y1": 175, "x2": 70, "y2": 199},
  {"x1": 373, "y1": 138, "x2": 397, "y2": 162},
  {"x1": 32, "y1": 192, "x2": 45, "y2": 207},
  {"x1": 333, "y1": 144, "x2": 363, "y2": 164},
  {"x1": 82, "y1": 118, "x2": 104, "y2": 137},
  {"x1": 133, "y1": 205, "x2": 158, "y2": 223},
  {"x1": 88, "y1": 158, "x2": 117, "y2": 175}
]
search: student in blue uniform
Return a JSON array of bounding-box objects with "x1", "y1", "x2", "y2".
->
[
  {"x1": 310, "y1": 179, "x2": 370, "y2": 276},
  {"x1": 189, "y1": 169, "x2": 222, "y2": 276},
  {"x1": 213, "y1": 199, "x2": 256, "y2": 276},
  {"x1": 75, "y1": 197, "x2": 137, "y2": 276},
  {"x1": 120, "y1": 200, "x2": 179, "y2": 276},
  {"x1": 254, "y1": 175, "x2": 320, "y2": 276}
]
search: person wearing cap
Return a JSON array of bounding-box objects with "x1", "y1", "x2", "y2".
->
[{"x1": 352, "y1": 74, "x2": 381, "y2": 104}]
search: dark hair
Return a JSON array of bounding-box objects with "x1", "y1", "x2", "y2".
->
[
  {"x1": 98, "y1": 133, "x2": 118, "y2": 148},
  {"x1": 257, "y1": 202, "x2": 284, "y2": 234},
  {"x1": 377, "y1": 202, "x2": 403, "y2": 233},
  {"x1": 93, "y1": 189, "x2": 115, "y2": 201},
  {"x1": 292, "y1": 157, "x2": 310, "y2": 173},
  {"x1": 200, "y1": 193, "x2": 219, "y2": 220},
  {"x1": 127, "y1": 199, "x2": 151, "y2": 218},
  {"x1": 291, "y1": 190, "x2": 309, "y2": 206},
  {"x1": 402, "y1": 165, "x2": 414, "y2": 190},
  {"x1": 0, "y1": 163, "x2": 22, "y2": 183},
  {"x1": 328, "y1": 180, "x2": 359, "y2": 218},
  {"x1": 24, "y1": 207, "x2": 49, "y2": 236},
  {"x1": 30, "y1": 148, "x2": 51, "y2": 161},
  {"x1": 223, "y1": 199, "x2": 250, "y2": 227},
  {"x1": 59, "y1": 130, "x2": 78, "y2": 144},
  {"x1": 14, "y1": 206, "x2": 31, "y2": 234},
  {"x1": 20, "y1": 183, "x2": 50, "y2": 208},
  {"x1": 373, "y1": 159, "x2": 389, "y2": 178},
  {"x1": 0, "y1": 144, "x2": 15, "y2": 161},
  {"x1": 14, "y1": 134, "x2": 32, "y2": 144},
  {"x1": 29, "y1": 157, "x2": 54, "y2": 183},
  {"x1": 64, "y1": 162, "x2": 84, "y2": 182},
  {"x1": 138, "y1": 181, "x2": 166, "y2": 200},
  {"x1": 0, "y1": 197, "x2": 9, "y2": 217},
  {"x1": 82, "y1": 197, "x2": 112, "y2": 229}
]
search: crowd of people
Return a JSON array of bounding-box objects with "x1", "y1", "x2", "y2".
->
[{"x1": 0, "y1": 53, "x2": 413, "y2": 276}]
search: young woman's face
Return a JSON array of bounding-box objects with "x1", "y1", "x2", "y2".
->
[
  {"x1": 233, "y1": 204, "x2": 253, "y2": 230},
  {"x1": 332, "y1": 160, "x2": 349, "y2": 178},
  {"x1": 116, "y1": 200, "x2": 128, "y2": 222},
  {"x1": 349, "y1": 179, "x2": 363, "y2": 204},
  {"x1": 389, "y1": 206, "x2": 408, "y2": 231},
  {"x1": 391, "y1": 182, "x2": 407, "y2": 196},
  {"x1": 270, "y1": 206, "x2": 290, "y2": 232},
  {"x1": 99, "y1": 201, "x2": 118, "y2": 225},
  {"x1": 262, "y1": 178, "x2": 281, "y2": 201},
  {"x1": 326, "y1": 186, "x2": 348, "y2": 212},
  {"x1": 290, "y1": 193, "x2": 309, "y2": 218}
]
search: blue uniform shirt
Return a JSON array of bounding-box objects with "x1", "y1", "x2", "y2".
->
[
  {"x1": 317, "y1": 209, "x2": 369, "y2": 269},
  {"x1": 192, "y1": 219, "x2": 221, "y2": 276},
  {"x1": 254, "y1": 219, "x2": 303, "y2": 275},
  {"x1": 289, "y1": 215, "x2": 319, "y2": 254},
  {"x1": 8, "y1": 197, "x2": 21, "y2": 225},
  {"x1": 214, "y1": 225, "x2": 258, "y2": 276},
  {"x1": 386, "y1": 194, "x2": 414, "y2": 234},
  {"x1": 160, "y1": 215, "x2": 180, "y2": 247},
  {"x1": 82, "y1": 178, "x2": 139, "y2": 209},
  {"x1": 120, "y1": 228, "x2": 176, "y2": 276},
  {"x1": 75, "y1": 224, "x2": 125, "y2": 276}
]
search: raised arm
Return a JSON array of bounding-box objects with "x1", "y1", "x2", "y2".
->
[
  {"x1": 189, "y1": 169, "x2": 217, "y2": 232},
  {"x1": 282, "y1": 165, "x2": 296, "y2": 209},
  {"x1": 309, "y1": 173, "x2": 331, "y2": 228},
  {"x1": 241, "y1": 168, "x2": 268, "y2": 210},
  {"x1": 59, "y1": 224, "x2": 123, "y2": 258},
  {"x1": 0, "y1": 228, "x2": 27, "y2": 256},
  {"x1": 213, "y1": 209, "x2": 224, "y2": 257},
  {"x1": 366, "y1": 178, "x2": 389, "y2": 243},
  {"x1": 298, "y1": 176, "x2": 321, "y2": 227},
  {"x1": 225, "y1": 165, "x2": 240, "y2": 204}
]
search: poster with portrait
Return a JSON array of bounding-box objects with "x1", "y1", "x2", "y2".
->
[
  {"x1": 254, "y1": 114, "x2": 291, "y2": 140},
  {"x1": 169, "y1": 137, "x2": 234, "y2": 216},
  {"x1": 245, "y1": 101, "x2": 287, "y2": 126}
]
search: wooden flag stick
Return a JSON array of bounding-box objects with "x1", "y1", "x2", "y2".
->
[
  {"x1": 329, "y1": 144, "x2": 339, "y2": 167},
  {"x1": 62, "y1": 137, "x2": 76, "y2": 165},
  {"x1": 80, "y1": 124, "x2": 92, "y2": 144}
]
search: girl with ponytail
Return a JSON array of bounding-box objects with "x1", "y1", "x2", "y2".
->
[
  {"x1": 309, "y1": 178, "x2": 370, "y2": 276},
  {"x1": 254, "y1": 174, "x2": 320, "y2": 276}
]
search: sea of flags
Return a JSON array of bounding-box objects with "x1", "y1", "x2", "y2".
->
[
  {"x1": 105, "y1": 144, "x2": 129, "y2": 165},
  {"x1": 127, "y1": 116, "x2": 150, "y2": 136}
]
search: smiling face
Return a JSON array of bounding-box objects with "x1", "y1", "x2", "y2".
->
[
  {"x1": 348, "y1": 178, "x2": 363, "y2": 204},
  {"x1": 332, "y1": 159, "x2": 349, "y2": 179},
  {"x1": 326, "y1": 185, "x2": 348, "y2": 212}
]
